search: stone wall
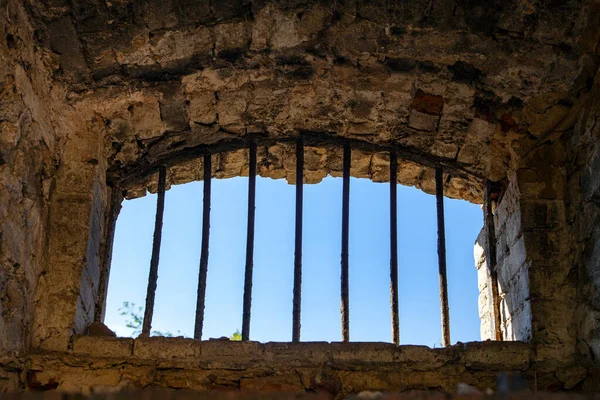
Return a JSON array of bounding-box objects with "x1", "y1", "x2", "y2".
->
[
  {"x1": 474, "y1": 232, "x2": 492, "y2": 340},
  {"x1": 0, "y1": 0, "x2": 113, "y2": 360},
  {"x1": 19, "y1": 339, "x2": 597, "y2": 394},
  {"x1": 474, "y1": 99, "x2": 597, "y2": 368},
  {"x1": 47, "y1": 0, "x2": 590, "y2": 205},
  {"x1": 123, "y1": 143, "x2": 479, "y2": 202},
  {"x1": 475, "y1": 178, "x2": 532, "y2": 343},
  {"x1": 563, "y1": 44, "x2": 600, "y2": 362},
  {"x1": 1, "y1": 0, "x2": 600, "y2": 395},
  {"x1": 472, "y1": 3, "x2": 599, "y2": 366},
  {"x1": 0, "y1": 0, "x2": 61, "y2": 358},
  {"x1": 495, "y1": 178, "x2": 533, "y2": 342},
  {"x1": 576, "y1": 71, "x2": 600, "y2": 361},
  {"x1": 29, "y1": 99, "x2": 110, "y2": 353},
  {"x1": 2, "y1": 392, "x2": 600, "y2": 400}
]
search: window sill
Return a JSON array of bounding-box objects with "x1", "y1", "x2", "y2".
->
[{"x1": 69, "y1": 336, "x2": 531, "y2": 371}]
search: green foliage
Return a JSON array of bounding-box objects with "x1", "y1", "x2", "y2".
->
[
  {"x1": 118, "y1": 301, "x2": 176, "y2": 337},
  {"x1": 119, "y1": 301, "x2": 240, "y2": 340},
  {"x1": 230, "y1": 330, "x2": 242, "y2": 341}
]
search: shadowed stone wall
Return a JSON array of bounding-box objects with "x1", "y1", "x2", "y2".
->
[
  {"x1": 0, "y1": 0, "x2": 60, "y2": 358},
  {"x1": 20, "y1": 339, "x2": 600, "y2": 394},
  {"x1": 474, "y1": 19, "x2": 599, "y2": 376}
]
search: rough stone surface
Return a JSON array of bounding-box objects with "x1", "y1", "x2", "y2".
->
[
  {"x1": 473, "y1": 27, "x2": 600, "y2": 379},
  {"x1": 0, "y1": 0, "x2": 62, "y2": 358},
  {"x1": 1, "y1": 0, "x2": 600, "y2": 396},
  {"x1": 11, "y1": 340, "x2": 596, "y2": 395},
  {"x1": 32, "y1": 0, "x2": 593, "y2": 203},
  {"x1": 2, "y1": 392, "x2": 600, "y2": 400}
]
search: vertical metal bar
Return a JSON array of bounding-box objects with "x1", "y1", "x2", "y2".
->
[
  {"x1": 292, "y1": 138, "x2": 304, "y2": 342},
  {"x1": 95, "y1": 184, "x2": 123, "y2": 323},
  {"x1": 484, "y1": 181, "x2": 503, "y2": 341},
  {"x1": 435, "y1": 166, "x2": 451, "y2": 347},
  {"x1": 341, "y1": 141, "x2": 351, "y2": 342},
  {"x1": 194, "y1": 153, "x2": 212, "y2": 340},
  {"x1": 142, "y1": 165, "x2": 167, "y2": 336},
  {"x1": 389, "y1": 152, "x2": 400, "y2": 345},
  {"x1": 242, "y1": 141, "x2": 257, "y2": 341}
]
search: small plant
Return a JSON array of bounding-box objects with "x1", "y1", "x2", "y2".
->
[
  {"x1": 230, "y1": 330, "x2": 242, "y2": 341},
  {"x1": 119, "y1": 301, "x2": 239, "y2": 339},
  {"x1": 118, "y1": 301, "x2": 178, "y2": 337}
]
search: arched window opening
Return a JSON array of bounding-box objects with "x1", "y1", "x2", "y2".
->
[{"x1": 102, "y1": 138, "x2": 498, "y2": 347}]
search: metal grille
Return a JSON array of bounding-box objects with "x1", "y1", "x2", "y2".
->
[{"x1": 108, "y1": 138, "x2": 503, "y2": 344}]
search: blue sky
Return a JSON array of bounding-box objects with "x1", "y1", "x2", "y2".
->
[{"x1": 104, "y1": 175, "x2": 483, "y2": 346}]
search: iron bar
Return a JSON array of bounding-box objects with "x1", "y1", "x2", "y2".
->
[
  {"x1": 341, "y1": 141, "x2": 351, "y2": 342},
  {"x1": 435, "y1": 166, "x2": 451, "y2": 347},
  {"x1": 194, "y1": 153, "x2": 212, "y2": 340},
  {"x1": 95, "y1": 184, "x2": 123, "y2": 323},
  {"x1": 484, "y1": 180, "x2": 503, "y2": 341},
  {"x1": 242, "y1": 141, "x2": 257, "y2": 341},
  {"x1": 142, "y1": 165, "x2": 167, "y2": 336},
  {"x1": 389, "y1": 152, "x2": 400, "y2": 345},
  {"x1": 293, "y1": 138, "x2": 304, "y2": 342}
]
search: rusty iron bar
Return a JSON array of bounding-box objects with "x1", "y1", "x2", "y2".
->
[
  {"x1": 341, "y1": 141, "x2": 351, "y2": 342},
  {"x1": 194, "y1": 153, "x2": 212, "y2": 340},
  {"x1": 142, "y1": 165, "x2": 167, "y2": 336},
  {"x1": 242, "y1": 141, "x2": 257, "y2": 341},
  {"x1": 389, "y1": 152, "x2": 400, "y2": 345},
  {"x1": 435, "y1": 166, "x2": 451, "y2": 347},
  {"x1": 293, "y1": 138, "x2": 304, "y2": 342},
  {"x1": 484, "y1": 180, "x2": 503, "y2": 341},
  {"x1": 95, "y1": 184, "x2": 123, "y2": 323}
]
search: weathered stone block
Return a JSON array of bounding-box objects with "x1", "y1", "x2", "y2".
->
[
  {"x1": 502, "y1": 300, "x2": 532, "y2": 341},
  {"x1": 240, "y1": 374, "x2": 304, "y2": 392},
  {"x1": 264, "y1": 342, "x2": 331, "y2": 366},
  {"x1": 523, "y1": 230, "x2": 564, "y2": 261},
  {"x1": 134, "y1": 337, "x2": 201, "y2": 360},
  {"x1": 410, "y1": 90, "x2": 444, "y2": 115},
  {"x1": 77, "y1": 268, "x2": 98, "y2": 325},
  {"x1": 329, "y1": 342, "x2": 397, "y2": 364},
  {"x1": 133, "y1": 0, "x2": 179, "y2": 31},
  {"x1": 521, "y1": 200, "x2": 565, "y2": 231},
  {"x1": 129, "y1": 98, "x2": 167, "y2": 140},
  {"x1": 525, "y1": 104, "x2": 570, "y2": 137},
  {"x1": 73, "y1": 336, "x2": 133, "y2": 358},
  {"x1": 214, "y1": 0, "x2": 248, "y2": 21},
  {"x1": 480, "y1": 311, "x2": 495, "y2": 341},
  {"x1": 495, "y1": 181, "x2": 521, "y2": 236},
  {"x1": 497, "y1": 237, "x2": 526, "y2": 285},
  {"x1": 199, "y1": 340, "x2": 264, "y2": 366},
  {"x1": 47, "y1": 17, "x2": 88, "y2": 80},
  {"x1": 396, "y1": 346, "x2": 450, "y2": 369},
  {"x1": 74, "y1": 297, "x2": 94, "y2": 335},
  {"x1": 478, "y1": 289, "x2": 492, "y2": 319},
  {"x1": 217, "y1": 92, "x2": 248, "y2": 126},
  {"x1": 458, "y1": 341, "x2": 530, "y2": 370},
  {"x1": 159, "y1": 94, "x2": 189, "y2": 132},
  {"x1": 177, "y1": 0, "x2": 211, "y2": 25},
  {"x1": 187, "y1": 92, "x2": 217, "y2": 126},
  {"x1": 215, "y1": 22, "x2": 252, "y2": 59},
  {"x1": 477, "y1": 268, "x2": 489, "y2": 294},
  {"x1": 408, "y1": 111, "x2": 439, "y2": 131}
]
